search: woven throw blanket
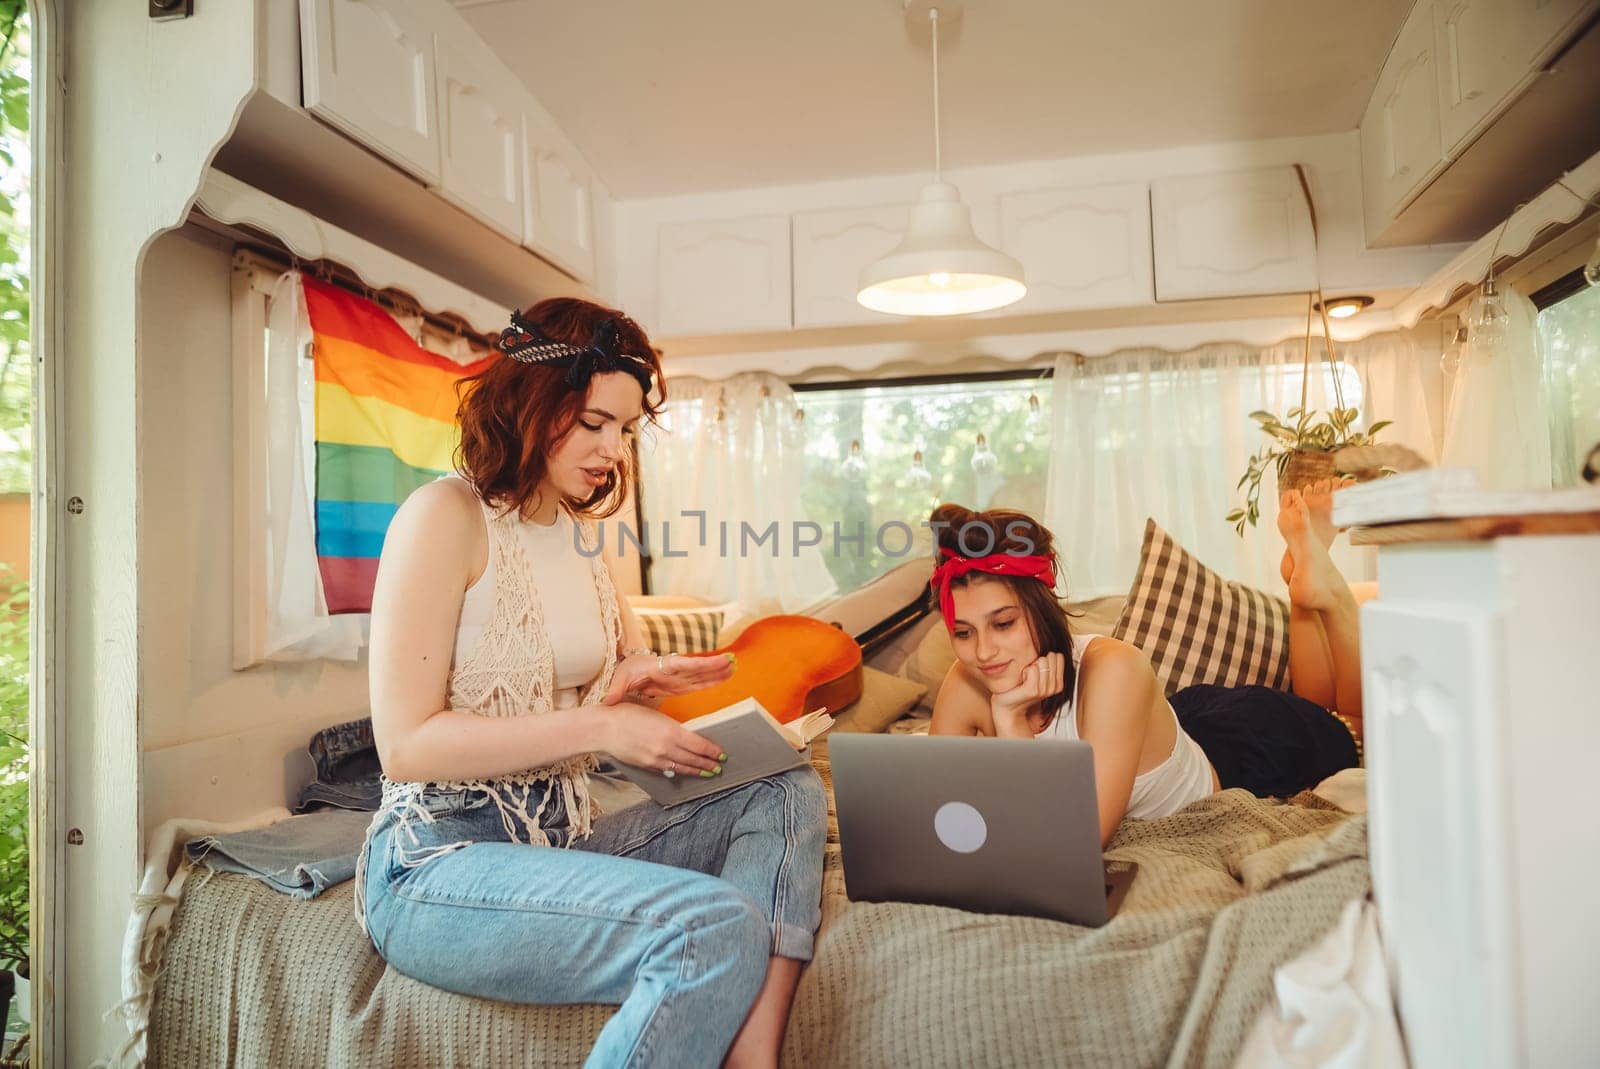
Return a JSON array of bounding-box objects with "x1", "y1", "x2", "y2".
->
[
  {"x1": 149, "y1": 747, "x2": 1364, "y2": 1068},
  {"x1": 786, "y1": 785, "x2": 1368, "y2": 1069}
]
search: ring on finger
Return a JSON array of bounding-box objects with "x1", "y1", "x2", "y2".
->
[
  {"x1": 657, "y1": 654, "x2": 666, "y2": 673},
  {"x1": 662, "y1": 760, "x2": 676, "y2": 779}
]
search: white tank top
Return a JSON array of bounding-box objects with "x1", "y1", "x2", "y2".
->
[
  {"x1": 453, "y1": 489, "x2": 607, "y2": 709},
  {"x1": 1040, "y1": 633, "x2": 1216, "y2": 820}
]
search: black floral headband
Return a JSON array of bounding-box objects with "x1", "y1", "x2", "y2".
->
[{"x1": 495, "y1": 310, "x2": 654, "y2": 395}]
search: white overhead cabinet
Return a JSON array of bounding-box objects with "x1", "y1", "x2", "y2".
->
[
  {"x1": 1432, "y1": 0, "x2": 1529, "y2": 156},
  {"x1": 657, "y1": 216, "x2": 793, "y2": 336},
  {"x1": 524, "y1": 108, "x2": 597, "y2": 285},
  {"x1": 791, "y1": 204, "x2": 909, "y2": 328},
  {"x1": 999, "y1": 183, "x2": 1153, "y2": 313},
  {"x1": 300, "y1": 0, "x2": 603, "y2": 286},
  {"x1": 1361, "y1": 0, "x2": 1600, "y2": 245},
  {"x1": 300, "y1": 0, "x2": 442, "y2": 184},
  {"x1": 434, "y1": 34, "x2": 523, "y2": 242},
  {"x1": 1361, "y1": 0, "x2": 1446, "y2": 234},
  {"x1": 1521, "y1": 0, "x2": 1599, "y2": 65},
  {"x1": 1150, "y1": 168, "x2": 1317, "y2": 302}
]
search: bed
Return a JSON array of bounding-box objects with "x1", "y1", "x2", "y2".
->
[
  {"x1": 138, "y1": 523, "x2": 1380, "y2": 1066},
  {"x1": 145, "y1": 740, "x2": 1367, "y2": 1067}
]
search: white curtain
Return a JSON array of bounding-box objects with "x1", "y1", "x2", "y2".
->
[
  {"x1": 640, "y1": 373, "x2": 838, "y2": 614},
  {"x1": 260, "y1": 270, "x2": 364, "y2": 662},
  {"x1": 1045, "y1": 329, "x2": 1439, "y2": 599},
  {"x1": 1440, "y1": 287, "x2": 1554, "y2": 490}
]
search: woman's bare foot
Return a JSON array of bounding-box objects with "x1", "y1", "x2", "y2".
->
[
  {"x1": 1301, "y1": 477, "x2": 1354, "y2": 549},
  {"x1": 1281, "y1": 493, "x2": 1348, "y2": 612},
  {"x1": 1278, "y1": 488, "x2": 1304, "y2": 586}
]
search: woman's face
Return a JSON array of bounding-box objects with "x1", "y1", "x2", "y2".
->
[
  {"x1": 949, "y1": 578, "x2": 1040, "y2": 693},
  {"x1": 542, "y1": 371, "x2": 644, "y2": 502}
]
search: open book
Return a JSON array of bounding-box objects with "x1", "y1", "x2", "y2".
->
[{"x1": 612, "y1": 699, "x2": 834, "y2": 807}]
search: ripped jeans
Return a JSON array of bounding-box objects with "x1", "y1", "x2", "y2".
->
[{"x1": 360, "y1": 766, "x2": 827, "y2": 1069}]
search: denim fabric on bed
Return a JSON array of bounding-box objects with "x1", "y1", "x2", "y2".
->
[
  {"x1": 1171, "y1": 684, "x2": 1358, "y2": 798},
  {"x1": 296, "y1": 716, "x2": 384, "y2": 813},
  {"x1": 185, "y1": 809, "x2": 374, "y2": 899}
]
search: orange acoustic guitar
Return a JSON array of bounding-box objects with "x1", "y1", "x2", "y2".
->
[{"x1": 657, "y1": 615, "x2": 863, "y2": 724}]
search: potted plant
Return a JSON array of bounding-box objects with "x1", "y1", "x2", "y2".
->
[{"x1": 1225, "y1": 406, "x2": 1392, "y2": 535}]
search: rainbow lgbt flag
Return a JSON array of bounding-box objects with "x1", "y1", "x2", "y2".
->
[{"x1": 302, "y1": 275, "x2": 497, "y2": 613}]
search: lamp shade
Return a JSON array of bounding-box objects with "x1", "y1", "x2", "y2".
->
[{"x1": 857, "y1": 182, "x2": 1026, "y2": 316}]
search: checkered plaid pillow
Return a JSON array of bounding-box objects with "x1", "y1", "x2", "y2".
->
[
  {"x1": 635, "y1": 608, "x2": 726, "y2": 655},
  {"x1": 1111, "y1": 519, "x2": 1291, "y2": 697}
]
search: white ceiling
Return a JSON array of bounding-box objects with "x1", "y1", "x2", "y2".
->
[{"x1": 455, "y1": 0, "x2": 1413, "y2": 199}]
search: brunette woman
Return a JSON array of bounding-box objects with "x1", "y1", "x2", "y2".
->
[{"x1": 928, "y1": 504, "x2": 1358, "y2": 846}]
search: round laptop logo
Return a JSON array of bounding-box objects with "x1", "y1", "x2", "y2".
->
[{"x1": 933, "y1": 801, "x2": 988, "y2": 854}]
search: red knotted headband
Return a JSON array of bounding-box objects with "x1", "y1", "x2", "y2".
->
[{"x1": 930, "y1": 548, "x2": 1057, "y2": 632}]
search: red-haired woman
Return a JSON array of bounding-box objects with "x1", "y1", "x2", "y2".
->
[
  {"x1": 928, "y1": 504, "x2": 1359, "y2": 847},
  {"x1": 357, "y1": 300, "x2": 825, "y2": 1069}
]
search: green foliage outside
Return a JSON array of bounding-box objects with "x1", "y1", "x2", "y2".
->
[
  {"x1": 0, "y1": 0, "x2": 29, "y2": 999},
  {"x1": 0, "y1": 0, "x2": 28, "y2": 494},
  {"x1": 799, "y1": 378, "x2": 1052, "y2": 591}
]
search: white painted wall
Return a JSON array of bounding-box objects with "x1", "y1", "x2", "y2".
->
[
  {"x1": 137, "y1": 226, "x2": 372, "y2": 833},
  {"x1": 57, "y1": 3, "x2": 258, "y2": 1063}
]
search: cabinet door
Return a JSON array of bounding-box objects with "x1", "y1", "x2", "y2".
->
[
  {"x1": 1520, "y1": 0, "x2": 1599, "y2": 66},
  {"x1": 434, "y1": 35, "x2": 522, "y2": 241},
  {"x1": 1360, "y1": 0, "x2": 1446, "y2": 227},
  {"x1": 1364, "y1": 602, "x2": 1519, "y2": 1069},
  {"x1": 999, "y1": 183, "x2": 1153, "y2": 313},
  {"x1": 657, "y1": 217, "x2": 791, "y2": 336},
  {"x1": 1433, "y1": 0, "x2": 1528, "y2": 154},
  {"x1": 1150, "y1": 168, "x2": 1316, "y2": 301},
  {"x1": 523, "y1": 109, "x2": 596, "y2": 284},
  {"x1": 791, "y1": 204, "x2": 908, "y2": 328},
  {"x1": 301, "y1": 0, "x2": 441, "y2": 184}
]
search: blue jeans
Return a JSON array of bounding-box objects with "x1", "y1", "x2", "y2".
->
[{"x1": 361, "y1": 766, "x2": 827, "y2": 1069}]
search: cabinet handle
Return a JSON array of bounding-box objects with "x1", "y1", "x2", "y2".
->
[{"x1": 1464, "y1": 89, "x2": 1483, "y2": 102}]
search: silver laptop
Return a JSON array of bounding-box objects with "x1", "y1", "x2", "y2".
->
[{"x1": 830, "y1": 734, "x2": 1134, "y2": 927}]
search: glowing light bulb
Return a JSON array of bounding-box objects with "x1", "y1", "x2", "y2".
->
[
  {"x1": 970, "y1": 433, "x2": 998, "y2": 475},
  {"x1": 929, "y1": 272, "x2": 951, "y2": 288}
]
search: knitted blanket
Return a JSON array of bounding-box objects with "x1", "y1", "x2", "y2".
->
[{"x1": 149, "y1": 752, "x2": 1366, "y2": 1068}]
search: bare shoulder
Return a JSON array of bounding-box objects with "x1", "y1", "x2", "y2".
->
[
  {"x1": 383, "y1": 478, "x2": 485, "y2": 579},
  {"x1": 1076, "y1": 637, "x2": 1158, "y2": 708},
  {"x1": 930, "y1": 659, "x2": 993, "y2": 736}
]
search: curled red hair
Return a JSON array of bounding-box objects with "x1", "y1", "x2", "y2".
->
[{"x1": 455, "y1": 298, "x2": 664, "y2": 519}]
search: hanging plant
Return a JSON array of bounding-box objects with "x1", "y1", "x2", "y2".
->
[{"x1": 1226, "y1": 406, "x2": 1392, "y2": 535}]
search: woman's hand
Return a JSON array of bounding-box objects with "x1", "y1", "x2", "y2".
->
[
  {"x1": 600, "y1": 703, "x2": 725, "y2": 777},
  {"x1": 601, "y1": 651, "x2": 736, "y2": 705},
  {"x1": 989, "y1": 652, "x2": 1067, "y2": 737}
]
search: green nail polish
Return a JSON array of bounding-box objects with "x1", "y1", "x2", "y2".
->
[
  {"x1": 699, "y1": 770, "x2": 714, "y2": 779},
  {"x1": 713, "y1": 764, "x2": 723, "y2": 774},
  {"x1": 719, "y1": 752, "x2": 729, "y2": 762}
]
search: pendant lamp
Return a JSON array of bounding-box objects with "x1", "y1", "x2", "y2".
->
[{"x1": 857, "y1": 2, "x2": 1025, "y2": 317}]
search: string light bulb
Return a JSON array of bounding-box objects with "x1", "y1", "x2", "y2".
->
[
  {"x1": 1440, "y1": 322, "x2": 1468, "y2": 376},
  {"x1": 970, "y1": 433, "x2": 998, "y2": 475},
  {"x1": 1472, "y1": 274, "x2": 1510, "y2": 351},
  {"x1": 908, "y1": 450, "x2": 934, "y2": 490},
  {"x1": 842, "y1": 439, "x2": 868, "y2": 479}
]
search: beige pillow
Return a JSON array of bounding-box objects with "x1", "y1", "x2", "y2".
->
[
  {"x1": 899, "y1": 621, "x2": 956, "y2": 696},
  {"x1": 831, "y1": 666, "x2": 928, "y2": 734}
]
